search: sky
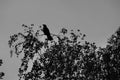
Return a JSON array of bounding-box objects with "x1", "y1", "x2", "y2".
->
[{"x1": 0, "y1": 0, "x2": 120, "y2": 80}]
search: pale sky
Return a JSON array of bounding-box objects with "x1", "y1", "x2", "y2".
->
[{"x1": 0, "y1": 0, "x2": 120, "y2": 80}]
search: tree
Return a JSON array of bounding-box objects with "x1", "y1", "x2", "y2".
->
[
  {"x1": 93, "y1": 27, "x2": 120, "y2": 80},
  {"x1": 8, "y1": 24, "x2": 103, "y2": 80},
  {"x1": 103, "y1": 26, "x2": 120, "y2": 80}
]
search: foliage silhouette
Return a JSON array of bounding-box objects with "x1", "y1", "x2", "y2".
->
[
  {"x1": 8, "y1": 24, "x2": 120, "y2": 80},
  {"x1": 102, "y1": 27, "x2": 120, "y2": 80},
  {"x1": 0, "y1": 59, "x2": 5, "y2": 79}
]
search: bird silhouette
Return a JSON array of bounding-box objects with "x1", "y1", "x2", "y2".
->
[{"x1": 42, "y1": 24, "x2": 53, "y2": 41}]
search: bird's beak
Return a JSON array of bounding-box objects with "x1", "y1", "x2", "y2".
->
[{"x1": 39, "y1": 26, "x2": 43, "y2": 31}]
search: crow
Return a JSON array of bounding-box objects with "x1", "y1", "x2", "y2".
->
[{"x1": 42, "y1": 24, "x2": 53, "y2": 40}]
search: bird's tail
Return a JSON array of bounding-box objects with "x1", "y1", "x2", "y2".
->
[{"x1": 47, "y1": 35, "x2": 53, "y2": 40}]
